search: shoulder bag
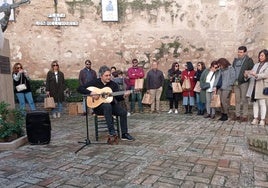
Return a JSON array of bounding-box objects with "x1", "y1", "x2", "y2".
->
[{"x1": 16, "y1": 75, "x2": 27, "y2": 92}]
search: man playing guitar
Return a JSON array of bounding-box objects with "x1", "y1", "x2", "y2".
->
[{"x1": 77, "y1": 65, "x2": 135, "y2": 145}]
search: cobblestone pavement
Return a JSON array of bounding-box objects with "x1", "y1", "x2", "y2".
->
[{"x1": 1, "y1": 111, "x2": 268, "y2": 188}]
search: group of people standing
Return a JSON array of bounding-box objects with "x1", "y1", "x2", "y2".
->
[
  {"x1": 165, "y1": 46, "x2": 268, "y2": 126},
  {"x1": 11, "y1": 46, "x2": 268, "y2": 144}
]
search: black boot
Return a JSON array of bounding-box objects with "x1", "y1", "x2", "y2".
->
[
  {"x1": 188, "y1": 106, "x2": 192, "y2": 114},
  {"x1": 220, "y1": 113, "x2": 228, "y2": 121},
  {"x1": 184, "y1": 105, "x2": 188, "y2": 114},
  {"x1": 197, "y1": 110, "x2": 201, "y2": 115},
  {"x1": 218, "y1": 113, "x2": 224, "y2": 121},
  {"x1": 201, "y1": 110, "x2": 205, "y2": 115}
]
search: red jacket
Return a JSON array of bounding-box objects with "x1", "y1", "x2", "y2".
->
[
  {"x1": 181, "y1": 70, "x2": 196, "y2": 97},
  {"x1": 127, "y1": 66, "x2": 145, "y2": 86}
]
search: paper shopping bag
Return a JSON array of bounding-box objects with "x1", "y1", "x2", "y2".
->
[
  {"x1": 44, "y1": 96, "x2": 56, "y2": 109},
  {"x1": 182, "y1": 78, "x2": 191, "y2": 90},
  {"x1": 210, "y1": 94, "x2": 221, "y2": 108},
  {"x1": 134, "y1": 78, "x2": 144, "y2": 90},
  {"x1": 229, "y1": 92, "x2": 235, "y2": 106},
  {"x1": 172, "y1": 82, "x2": 182, "y2": 93},
  {"x1": 193, "y1": 81, "x2": 201, "y2": 93},
  {"x1": 142, "y1": 93, "x2": 152, "y2": 105}
]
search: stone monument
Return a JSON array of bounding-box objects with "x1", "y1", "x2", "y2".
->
[{"x1": 0, "y1": 0, "x2": 30, "y2": 108}]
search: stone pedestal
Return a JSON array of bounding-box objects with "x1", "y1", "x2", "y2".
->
[{"x1": 0, "y1": 37, "x2": 15, "y2": 108}]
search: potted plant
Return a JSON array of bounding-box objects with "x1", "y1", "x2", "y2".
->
[{"x1": 0, "y1": 101, "x2": 25, "y2": 142}]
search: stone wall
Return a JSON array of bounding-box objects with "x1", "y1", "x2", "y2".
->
[{"x1": 3, "y1": 0, "x2": 267, "y2": 79}]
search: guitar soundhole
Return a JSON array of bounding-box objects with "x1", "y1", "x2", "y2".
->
[{"x1": 101, "y1": 93, "x2": 107, "y2": 98}]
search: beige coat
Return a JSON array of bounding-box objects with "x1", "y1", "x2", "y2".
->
[{"x1": 246, "y1": 62, "x2": 268, "y2": 99}]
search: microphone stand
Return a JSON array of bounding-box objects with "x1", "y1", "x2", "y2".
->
[{"x1": 75, "y1": 95, "x2": 105, "y2": 154}]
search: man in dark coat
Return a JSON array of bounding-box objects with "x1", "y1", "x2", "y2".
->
[{"x1": 232, "y1": 46, "x2": 254, "y2": 122}]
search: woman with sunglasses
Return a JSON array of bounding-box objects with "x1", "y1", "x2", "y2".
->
[
  {"x1": 12, "y1": 63, "x2": 36, "y2": 114},
  {"x1": 46, "y1": 60, "x2": 65, "y2": 118},
  {"x1": 199, "y1": 61, "x2": 221, "y2": 119},
  {"x1": 166, "y1": 62, "x2": 182, "y2": 114}
]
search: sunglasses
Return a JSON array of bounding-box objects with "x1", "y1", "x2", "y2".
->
[
  {"x1": 214, "y1": 66, "x2": 219, "y2": 69},
  {"x1": 86, "y1": 63, "x2": 91, "y2": 66},
  {"x1": 53, "y1": 64, "x2": 59, "y2": 67},
  {"x1": 16, "y1": 66, "x2": 22, "y2": 69}
]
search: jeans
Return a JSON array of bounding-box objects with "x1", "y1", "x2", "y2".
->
[
  {"x1": 52, "y1": 102, "x2": 63, "y2": 114},
  {"x1": 16, "y1": 92, "x2": 36, "y2": 113},
  {"x1": 93, "y1": 103, "x2": 128, "y2": 136},
  {"x1": 130, "y1": 86, "x2": 143, "y2": 112}
]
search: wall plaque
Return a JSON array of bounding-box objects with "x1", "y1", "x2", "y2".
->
[
  {"x1": 0, "y1": 55, "x2": 10, "y2": 74},
  {"x1": 36, "y1": 13, "x2": 79, "y2": 26}
]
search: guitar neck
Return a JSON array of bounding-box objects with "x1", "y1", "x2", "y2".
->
[{"x1": 111, "y1": 90, "x2": 131, "y2": 96}]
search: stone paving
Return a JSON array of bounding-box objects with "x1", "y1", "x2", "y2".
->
[{"x1": 1, "y1": 110, "x2": 268, "y2": 188}]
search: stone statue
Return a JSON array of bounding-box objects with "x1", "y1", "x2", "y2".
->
[{"x1": 0, "y1": 0, "x2": 30, "y2": 32}]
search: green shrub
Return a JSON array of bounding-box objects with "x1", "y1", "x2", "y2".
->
[{"x1": 0, "y1": 101, "x2": 25, "y2": 141}]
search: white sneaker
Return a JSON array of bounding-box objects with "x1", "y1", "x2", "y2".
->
[
  {"x1": 174, "y1": 109, "x2": 178, "y2": 114},
  {"x1": 168, "y1": 109, "x2": 173, "y2": 114},
  {"x1": 52, "y1": 113, "x2": 57, "y2": 119},
  {"x1": 259, "y1": 120, "x2": 265, "y2": 126},
  {"x1": 57, "y1": 112, "x2": 61, "y2": 118},
  {"x1": 251, "y1": 118, "x2": 258, "y2": 125}
]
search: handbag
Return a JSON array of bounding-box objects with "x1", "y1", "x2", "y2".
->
[
  {"x1": 193, "y1": 81, "x2": 201, "y2": 93},
  {"x1": 142, "y1": 93, "x2": 152, "y2": 105},
  {"x1": 16, "y1": 84, "x2": 27, "y2": 92},
  {"x1": 201, "y1": 82, "x2": 210, "y2": 90},
  {"x1": 44, "y1": 96, "x2": 56, "y2": 109},
  {"x1": 201, "y1": 72, "x2": 215, "y2": 90},
  {"x1": 182, "y1": 78, "x2": 191, "y2": 90},
  {"x1": 134, "y1": 78, "x2": 144, "y2": 90},
  {"x1": 16, "y1": 75, "x2": 27, "y2": 92},
  {"x1": 172, "y1": 82, "x2": 182, "y2": 93},
  {"x1": 229, "y1": 92, "x2": 236, "y2": 106},
  {"x1": 210, "y1": 94, "x2": 221, "y2": 108},
  {"x1": 263, "y1": 88, "x2": 268, "y2": 95}
]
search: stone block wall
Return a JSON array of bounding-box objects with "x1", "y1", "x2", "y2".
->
[{"x1": 3, "y1": 0, "x2": 267, "y2": 80}]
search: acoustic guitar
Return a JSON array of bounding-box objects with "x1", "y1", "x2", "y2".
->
[{"x1": 86, "y1": 86, "x2": 133, "y2": 108}]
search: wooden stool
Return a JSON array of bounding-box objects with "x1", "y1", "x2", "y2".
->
[{"x1": 93, "y1": 115, "x2": 120, "y2": 141}]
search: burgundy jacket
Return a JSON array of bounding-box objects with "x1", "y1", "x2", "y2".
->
[{"x1": 127, "y1": 66, "x2": 145, "y2": 87}]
